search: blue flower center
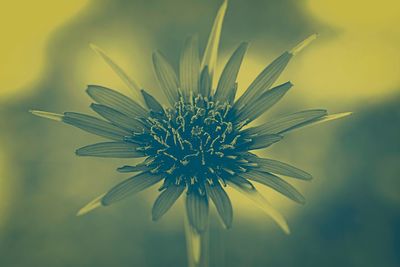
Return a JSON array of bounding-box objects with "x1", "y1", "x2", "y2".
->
[{"x1": 142, "y1": 95, "x2": 243, "y2": 192}]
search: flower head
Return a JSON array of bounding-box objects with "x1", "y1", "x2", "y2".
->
[{"x1": 31, "y1": 0, "x2": 350, "y2": 234}]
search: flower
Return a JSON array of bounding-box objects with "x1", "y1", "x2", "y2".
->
[{"x1": 31, "y1": 0, "x2": 350, "y2": 234}]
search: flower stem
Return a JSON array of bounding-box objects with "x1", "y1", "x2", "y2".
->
[{"x1": 184, "y1": 212, "x2": 209, "y2": 267}]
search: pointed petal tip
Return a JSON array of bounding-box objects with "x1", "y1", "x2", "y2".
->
[
  {"x1": 283, "y1": 224, "x2": 291, "y2": 235},
  {"x1": 76, "y1": 209, "x2": 87, "y2": 217},
  {"x1": 201, "y1": 0, "x2": 228, "y2": 78},
  {"x1": 76, "y1": 194, "x2": 105, "y2": 216},
  {"x1": 338, "y1": 111, "x2": 353, "y2": 117},
  {"x1": 304, "y1": 174, "x2": 313, "y2": 181},
  {"x1": 30, "y1": 110, "x2": 63, "y2": 122},
  {"x1": 290, "y1": 33, "x2": 318, "y2": 55},
  {"x1": 117, "y1": 165, "x2": 135, "y2": 173},
  {"x1": 89, "y1": 43, "x2": 143, "y2": 103},
  {"x1": 316, "y1": 111, "x2": 353, "y2": 125}
]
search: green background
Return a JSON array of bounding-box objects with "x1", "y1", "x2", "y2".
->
[{"x1": 0, "y1": 0, "x2": 399, "y2": 266}]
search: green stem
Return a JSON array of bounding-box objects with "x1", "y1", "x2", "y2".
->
[{"x1": 184, "y1": 213, "x2": 209, "y2": 267}]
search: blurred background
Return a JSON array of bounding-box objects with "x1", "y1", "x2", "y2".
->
[{"x1": 0, "y1": 0, "x2": 399, "y2": 266}]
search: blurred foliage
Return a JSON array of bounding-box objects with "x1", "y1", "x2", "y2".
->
[{"x1": 0, "y1": 0, "x2": 399, "y2": 266}]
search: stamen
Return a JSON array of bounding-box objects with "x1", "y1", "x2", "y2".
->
[{"x1": 143, "y1": 95, "x2": 244, "y2": 186}]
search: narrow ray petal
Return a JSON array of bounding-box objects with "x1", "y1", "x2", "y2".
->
[
  {"x1": 287, "y1": 112, "x2": 352, "y2": 132},
  {"x1": 289, "y1": 34, "x2": 318, "y2": 55},
  {"x1": 227, "y1": 175, "x2": 255, "y2": 192},
  {"x1": 234, "y1": 52, "x2": 292, "y2": 110},
  {"x1": 90, "y1": 104, "x2": 143, "y2": 132},
  {"x1": 201, "y1": 0, "x2": 228, "y2": 82},
  {"x1": 228, "y1": 83, "x2": 238, "y2": 104},
  {"x1": 30, "y1": 110, "x2": 63, "y2": 121},
  {"x1": 205, "y1": 182, "x2": 233, "y2": 229},
  {"x1": 180, "y1": 36, "x2": 200, "y2": 99},
  {"x1": 102, "y1": 172, "x2": 163, "y2": 205},
  {"x1": 152, "y1": 51, "x2": 180, "y2": 106},
  {"x1": 235, "y1": 34, "x2": 317, "y2": 110},
  {"x1": 247, "y1": 134, "x2": 283, "y2": 150},
  {"x1": 240, "y1": 171, "x2": 305, "y2": 204},
  {"x1": 76, "y1": 194, "x2": 105, "y2": 216},
  {"x1": 63, "y1": 112, "x2": 130, "y2": 141},
  {"x1": 186, "y1": 190, "x2": 209, "y2": 233},
  {"x1": 199, "y1": 67, "x2": 211, "y2": 97},
  {"x1": 214, "y1": 42, "x2": 248, "y2": 103},
  {"x1": 90, "y1": 44, "x2": 144, "y2": 104},
  {"x1": 117, "y1": 162, "x2": 151, "y2": 173},
  {"x1": 152, "y1": 184, "x2": 185, "y2": 221},
  {"x1": 228, "y1": 180, "x2": 290, "y2": 234},
  {"x1": 141, "y1": 89, "x2": 164, "y2": 114},
  {"x1": 76, "y1": 142, "x2": 144, "y2": 158},
  {"x1": 242, "y1": 109, "x2": 327, "y2": 136},
  {"x1": 246, "y1": 154, "x2": 312, "y2": 180},
  {"x1": 236, "y1": 82, "x2": 292, "y2": 124},
  {"x1": 86, "y1": 85, "x2": 148, "y2": 119}
]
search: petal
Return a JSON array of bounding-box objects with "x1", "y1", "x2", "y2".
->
[
  {"x1": 185, "y1": 190, "x2": 209, "y2": 232},
  {"x1": 227, "y1": 180, "x2": 290, "y2": 234},
  {"x1": 102, "y1": 172, "x2": 163, "y2": 205},
  {"x1": 141, "y1": 89, "x2": 164, "y2": 114},
  {"x1": 226, "y1": 175, "x2": 255, "y2": 192},
  {"x1": 30, "y1": 110, "x2": 63, "y2": 121},
  {"x1": 286, "y1": 112, "x2": 352, "y2": 132},
  {"x1": 240, "y1": 171, "x2": 305, "y2": 204},
  {"x1": 236, "y1": 82, "x2": 292, "y2": 124},
  {"x1": 205, "y1": 182, "x2": 233, "y2": 229},
  {"x1": 289, "y1": 34, "x2": 318, "y2": 56},
  {"x1": 234, "y1": 34, "x2": 317, "y2": 111},
  {"x1": 180, "y1": 36, "x2": 200, "y2": 99},
  {"x1": 246, "y1": 155, "x2": 312, "y2": 180},
  {"x1": 242, "y1": 109, "x2": 327, "y2": 136},
  {"x1": 199, "y1": 66, "x2": 211, "y2": 97},
  {"x1": 234, "y1": 52, "x2": 292, "y2": 111},
  {"x1": 152, "y1": 184, "x2": 185, "y2": 221},
  {"x1": 201, "y1": 0, "x2": 227, "y2": 82},
  {"x1": 214, "y1": 42, "x2": 248, "y2": 103},
  {"x1": 90, "y1": 103, "x2": 144, "y2": 132},
  {"x1": 86, "y1": 85, "x2": 148, "y2": 119},
  {"x1": 63, "y1": 112, "x2": 130, "y2": 141},
  {"x1": 152, "y1": 51, "x2": 180, "y2": 106},
  {"x1": 75, "y1": 142, "x2": 144, "y2": 158},
  {"x1": 90, "y1": 44, "x2": 143, "y2": 104},
  {"x1": 117, "y1": 162, "x2": 151, "y2": 173},
  {"x1": 76, "y1": 194, "x2": 105, "y2": 216},
  {"x1": 230, "y1": 83, "x2": 238, "y2": 104},
  {"x1": 247, "y1": 134, "x2": 283, "y2": 150}
]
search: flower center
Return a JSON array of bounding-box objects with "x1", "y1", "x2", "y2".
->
[{"x1": 142, "y1": 95, "x2": 242, "y2": 191}]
